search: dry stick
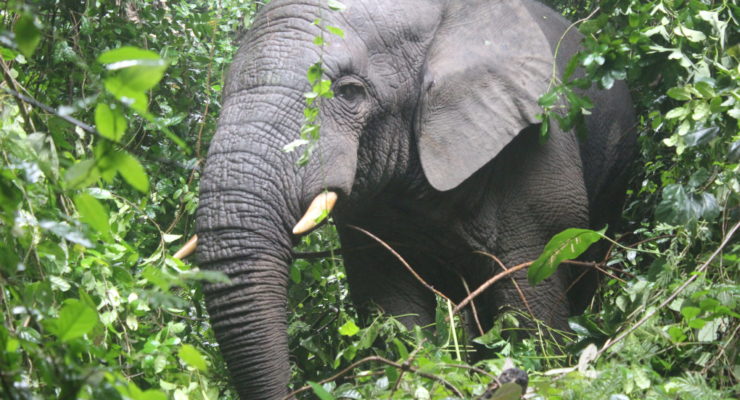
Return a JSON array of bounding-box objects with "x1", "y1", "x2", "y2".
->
[
  {"x1": 390, "y1": 340, "x2": 427, "y2": 395},
  {"x1": 283, "y1": 355, "x2": 464, "y2": 399},
  {"x1": 563, "y1": 260, "x2": 626, "y2": 284},
  {"x1": 459, "y1": 276, "x2": 485, "y2": 337},
  {"x1": 596, "y1": 220, "x2": 740, "y2": 358},
  {"x1": 451, "y1": 262, "x2": 532, "y2": 316},
  {"x1": 476, "y1": 251, "x2": 536, "y2": 319},
  {"x1": 347, "y1": 225, "x2": 455, "y2": 305}
]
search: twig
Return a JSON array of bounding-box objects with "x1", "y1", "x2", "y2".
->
[
  {"x1": 440, "y1": 363, "x2": 496, "y2": 379},
  {"x1": 391, "y1": 339, "x2": 427, "y2": 395},
  {"x1": 459, "y1": 275, "x2": 485, "y2": 337},
  {"x1": 563, "y1": 260, "x2": 626, "y2": 283},
  {"x1": 476, "y1": 251, "x2": 536, "y2": 320},
  {"x1": 347, "y1": 225, "x2": 455, "y2": 305},
  {"x1": 451, "y1": 262, "x2": 532, "y2": 316},
  {"x1": 2, "y1": 87, "x2": 94, "y2": 133},
  {"x1": 595, "y1": 220, "x2": 740, "y2": 357},
  {"x1": 283, "y1": 355, "x2": 464, "y2": 399},
  {"x1": 2, "y1": 87, "x2": 188, "y2": 170}
]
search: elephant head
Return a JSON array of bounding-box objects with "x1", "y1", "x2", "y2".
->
[{"x1": 195, "y1": 0, "x2": 635, "y2": 398}]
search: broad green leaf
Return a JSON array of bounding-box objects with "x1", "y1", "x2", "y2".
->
[
  {"x1": 680, "y1": 306, "x2": 701, "y2": 320},
  {"x1": 117, "y1": 383, "x2": 167, "y2": 400},
  {"x1": 307, "y1": 63, "x2": 323, "y2": 84},
  {"x1": 338, "y1": 320, "x2": 360, "y2": 336},
  {"x1": 98, "y1": 46, "x2": 160, "y2": 64},
  {"x1": 104, "y1": 76, "x2": 149, "y2": 112},
  {"x1": 178, "y1": 344, "x2": 207, "y2": 371},
  {"x1": 117, "y1": 64, "x2": 168, "y2": 92},
  {"x1": 115, "y1": 152, "x2": 149, "y2": 193},
  {"x1": 51, "y1": 299, "x2": 99, "y2": 342},
  {"x1": 308, "y1": 382, "x2": 336, "y2": 400},
  {"x1": 73, "y1": 192, "x2": 111, "y2": 239},
  {"x1": 673, "y1": 26, "x2": 706, "y2": 42},
  {"x1": 14, "y1": 14, "x2": 41, "y2": 57},
  {"x1": 666, "y1": 87, "x2": 692, "y2": 101},
  {"x1": 538, "y1": 90, "x2": 559, "y2": 108},
  {"x1": 64, "y1": 159, "x2": 99, "y2": 189},
  {"x1": 528, "y1": 228, "x2": 605, "y2": 285},
  {"x1": 655, "y1": 184, "x2": 719, "y2": 225},
  {"x1": 95, "y1": 103, "x2": 127, "y2": 142},
  {"x1": 683, "y1": 126, "x2": 719, "y2": 147}
]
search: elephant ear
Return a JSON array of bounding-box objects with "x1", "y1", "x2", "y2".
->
[{"x1": 416, "y1": 0, "x2": 555, "y2": 191}]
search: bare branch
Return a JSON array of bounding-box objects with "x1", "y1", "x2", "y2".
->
[{"x1": 347, "y1": 225, "x2": 455, "y2": 305}]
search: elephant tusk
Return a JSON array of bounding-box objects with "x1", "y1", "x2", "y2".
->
[
  {"x1": 292, "y1": 191, "x2": 338, "y2": 235},
  {"x1": 173, "y1": 235, "x2": 198, "y2": 259}
]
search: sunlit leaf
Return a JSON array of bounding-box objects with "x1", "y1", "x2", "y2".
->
[
  {"x1": 50, "y1": 299, "x2": 99, "y2": 342},
  {"x1": 326, "y1": 0, "x2": 346, "y2": 11},
  {"x1": 338, "y1": 320, "x2": 360, "y2": 337},
  {"x1": 64, "y1": 159, "x2": 99, "y2": 189},
  {"x1": 94, "y1": 103, "x2": 127, "y2": 142},
  {"x1": 528, "y1": 228, "x2": 605, "y2": 285},
  {"x1": 73, "y1": 192, "x2": 111, "y2": 239},
  {"x1": 98, "y1": 46, "x2": 160, "y2": 64},
  {"x1": 308, "y1": 382, "x2": 335, "y2": 400},
  {"x1": 115, "y1": 152, "x2": 149, "y2": 193},
  {"x1": 178, "y1": 344, "x2": 207, "y2": 371}
]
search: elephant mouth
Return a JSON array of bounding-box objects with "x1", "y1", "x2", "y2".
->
[
  {"x1": 292, "y1": 190, "x2": 338, "y2": 235},
  {"x1": 173, "y1": 190, "x2": 339, "y2": 259}
]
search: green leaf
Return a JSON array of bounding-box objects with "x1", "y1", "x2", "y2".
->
[
  {"x1": 538, "y1": 90, "x2": 559, "y2": 108},
  {"x1": 178, "y1": 344, "x2": 207, "y2": 371},
  {"x1": 666, "y1": 87, "x2": 692, "y2": 101},
  {"x1": 673, "y1": 26, "x2": 706, "y2": 42},
  {"x1": 308, "y1": 382, "x2": 336, "y2": 400},
  {"x1": 326, "y1": 0, "x2": 346, "y2": 11},
  {"x1": 326, "y1": 25, "x2": 345, "y2": 38},
  {"x1": 64, "y1": 159, "x2": 100, "y2": 189},
  {"x1": 655, "y1": 184, "x2": 719, "y2": 225},
  {"x1": 95, "y1": 103, "x2": 127, "y2": 142},
  {"x1": 338, "y1": 320, "x2": 360, "y2": 336},
  {"x1": 51, "y1": 299, "x2": 99, "y2": 342},
  {"x1": 104, "y1": 76, "x2": 149, "y2": 112},
  {"x1": 14, "y1": 14, "x2": 41, "y2": 58},
  {"x1": 307, "y1": 63, "x2": 323, "y2": 84},
  {"x1": 665, "y1": 107, "x2": 688, "y2": 120},
  {"x1": 115, "y1": 152, "x2": 149, "y2": 193},
  {"x1": 98, "y1": 46, "x2": 161, "y2": 64},
  {"x1": 680, "y1": 306, "x2": 701, "y2": 320},
  {"x1": 683, "y1": 126, "x2": 719, "y2": 147},
  {"x1": 73, "y1": 193, "x2": 111, "y2": 239},
  {"x1": 528, "y1": 228, "x2": 605, "y2": 285}
]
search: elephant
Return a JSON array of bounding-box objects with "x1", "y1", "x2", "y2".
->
[{"x1": 193, "y1": 0, "x2": 636, "y2": 398}]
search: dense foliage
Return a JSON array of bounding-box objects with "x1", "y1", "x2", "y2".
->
[{"x1": 0, "y1": 0, "x2": 737, "y2": 399}]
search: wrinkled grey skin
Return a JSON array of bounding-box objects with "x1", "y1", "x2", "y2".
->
[{"x1": 195, "y1": 0, "x2": 636, "y2": 398}]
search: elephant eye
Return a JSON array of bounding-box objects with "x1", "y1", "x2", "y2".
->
[{"x1": 336, "y1": 81, "x2": 366, "y2": 103}]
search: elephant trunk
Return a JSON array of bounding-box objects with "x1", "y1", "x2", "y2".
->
[
  {"x1": 197, "y1": 182, "x2": 296, "y2": 399},
  {"x1": 196, "y1": 85, "x2": 352, "y2": 398},
  {"x1": 195, "y1": 87, "x2": 305, "y2": 399}
]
